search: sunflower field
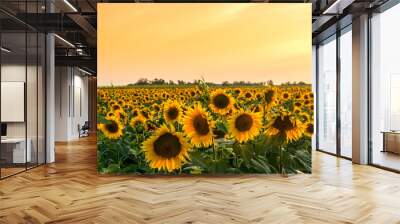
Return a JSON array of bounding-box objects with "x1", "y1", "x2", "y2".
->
[{"x1": 97, "y1": 80, "x2": 313, "y2": 175}]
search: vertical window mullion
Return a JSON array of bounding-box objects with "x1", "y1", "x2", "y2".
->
[
  {"x1": 36, "y1": 0, "x2": 39, "y2": 167},
  {"x1": 315, "y1": 45, "x2": 320, "y2": 150},
  {"x1": 25, "y1": 0, "x2": 28, "y2": 171},
  {"x1": 336, "y1": 28, "x2": 341, "y2": 157}
]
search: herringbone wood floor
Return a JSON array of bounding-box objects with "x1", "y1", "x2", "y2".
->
[{"x1": 1, "y1": 136, "x2": 400, "y2": 224}]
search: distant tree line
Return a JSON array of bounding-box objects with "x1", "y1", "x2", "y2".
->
[{"x1": 127, "y1": 78, "x2": 309, "y2": 86}]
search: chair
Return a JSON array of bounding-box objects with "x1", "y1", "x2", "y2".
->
[{"x1": 79, "y1": 121, "x2": 90, "y2": 138}]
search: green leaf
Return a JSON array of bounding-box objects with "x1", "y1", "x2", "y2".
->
[
  {"x1": 189, "y1": 151, "x2": 209, "y2": 169},
  {"x1": 104, "y1": 164, "x2": 121, "y2": 173}
]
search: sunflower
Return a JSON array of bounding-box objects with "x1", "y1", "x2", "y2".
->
[
  {"x1": 163, "y1": 100, "x2": 182, "y2": 123},
  {"x1": 106, "y1": 111, "x2": 116, "y2": 119},
  {"x1": 111, "y1": 103, "x2": 122, "y2": 112},
  {"x1": 209, "y1": 89, "x2": 235, "y2": 115},
  {"x1": 183, "y1": 104, "x2": 214, "y2": 147},
  {"x1": 142, "y1": 125, "x2": 190, "y2": 172},
  {"x1": 228, "y1": 110, "x2": 262, "y2": 143},
  {"x1": 304, "y1": 122, "x2": 314, "y2": 137},
  {"x1": 303, "y1": 99, "x2": 312, "y2": 106},
  {"x1": 293, "y1": 106, "x2": 301, "y2": 114},
  {"x1": 108, "y1": 100, "x2": 117, "y2": 107},
  {"x1": 281, "y1": 91, "x2": 291, "y2": 100},
  {"x1": 294, "y1": 101, "x2": 302, "y2": 108},
  {"x1": 242, "y1": 91, "x2": 253, "y2": 100},
  {"x1": 234, "y1": 88, "x2": 242, "y2": 95},
  {"x1": 265, "y1": 112, "x2": 304, "y2": 142},
  {"x1": 263, "y1": 88, "x2": 277, "y2": 109},
  {"x1": 99, "y1": 117, "x2": 123, "y2": 139},
  {"x1": 130, "y1": 115, "x2": 147, "y2": 130}
]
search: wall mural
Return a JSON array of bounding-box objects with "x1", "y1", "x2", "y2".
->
[{"x1": 97, "y1": 4, "x2": 313, "y2": 175}]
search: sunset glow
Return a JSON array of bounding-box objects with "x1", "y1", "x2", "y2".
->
[{"x1": 98, "y1": 3, "x2": 311, "y2": 86}]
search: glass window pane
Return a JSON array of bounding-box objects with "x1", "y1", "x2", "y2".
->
[
  {"x1": 317, "y1": 36, "x2": 337, "y2": 154},
  {"x1": 1, "y1": 31, "x2": 27, "y2": 177},
  {"x1": 340, "y1": 28, "x2": 352, "y2": 158},
  {"x1": 371, "y1": 4, "x2": 400, "y2": 171}
]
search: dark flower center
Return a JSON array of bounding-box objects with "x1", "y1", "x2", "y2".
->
[
  {"x1": 213, "y1": 93, "x2": 230, "y2": 109},
  {"x1": 283, "y1": 93, "x2": 289, "y2": 99},
  {"x1": 245, "y1": 92, "x2": 252, "y2": 98},
  {"x1": 167, "y1": 107, "x2": 179, "y2": 120},
  {"x1": 273, "y1": 115, "x2": 294, "y2": 131},
  {"x1": 105, "y1": 121, "x2": 119, "y2": 133},
  {"x1": 153, "y1": 133, "x2": 182, "y2": 158},
  {"x1": 193, "y1": 114, "x2": 210, "y2": 136},
  {"x1": 235, "y1": 114, "x2": 253, "y2": 132},
  {"x1": 112, "y1": 105, "x2": 120, "y2": 111}
]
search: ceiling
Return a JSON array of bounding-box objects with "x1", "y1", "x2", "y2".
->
[{"x1": 0, "y1": 0, "x2": 391, "y2": 75}]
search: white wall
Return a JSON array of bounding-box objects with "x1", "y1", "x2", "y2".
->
[
  {"x1": 55, "y1": 67, "x2": 89, "y2": 141},
  {"x1": 55, "y1": 67, "x2": 70, "y2": 141}
]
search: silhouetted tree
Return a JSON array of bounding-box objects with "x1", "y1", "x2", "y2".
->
[{"x1": 135, "y1": 78, "x2": 149, "y2": 85}]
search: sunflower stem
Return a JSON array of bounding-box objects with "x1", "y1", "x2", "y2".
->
[
  {"x1": 279, "y1": 142, "x2": 284, "y2": 175},
  {"x1": 212, "y1": 137, "x2": 217, "y2": 161},
  {"x1": 263, "y1": 103, "x2": 266, "y2": 125}
]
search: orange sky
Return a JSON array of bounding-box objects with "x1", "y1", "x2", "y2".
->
[{"x1": 98, "y1": 3, "x2": 311, "y2": 86}]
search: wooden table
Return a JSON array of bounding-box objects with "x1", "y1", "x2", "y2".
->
[{"x1": 0, "y1": 138, "x2": 31, "y2": 164}]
